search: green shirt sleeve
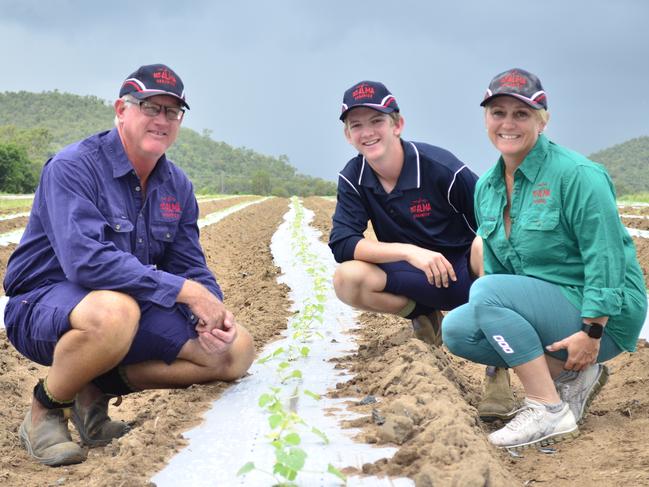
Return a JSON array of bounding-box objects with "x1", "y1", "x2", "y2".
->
[
  {"x1": 475, "y1": 175, "x2": 511, "y2": 276},
  {"x1": 561, "y1": 163, "x2": 625, "y2": 318}
]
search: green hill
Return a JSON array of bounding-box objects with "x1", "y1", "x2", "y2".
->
[
  {"x1": 0, "y1": 91, "x2": 335, "y2": 196},
  {"x1": 589, "y1": 136, "x2": 649, "y2": 197}
]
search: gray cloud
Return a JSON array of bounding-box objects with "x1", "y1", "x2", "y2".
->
[{"x1": 0, "y1": 1, "x2": 647, "y2": 180}]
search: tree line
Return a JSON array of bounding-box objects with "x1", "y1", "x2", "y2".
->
[
  {"x1": 1, "y1": 91, "x2": 647, "y2": 196},
  {"x1": 0, "y1": 91, "x2": 336, "y2": 196}
]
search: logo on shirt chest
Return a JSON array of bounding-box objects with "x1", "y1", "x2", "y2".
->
[
  {"x1": 409, "y1": 197, "x2": 432, "y2": 219},
  {"x1": 159, "y1": 195, "x2": 182, "y2": 220},
  {"x1": 532, "y1": 182, "x2": 551, "y2": 205}
]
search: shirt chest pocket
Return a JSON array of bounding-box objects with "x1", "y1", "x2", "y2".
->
[
  {"x1": 477, "y1": 219, "x2": 497, "y2": 240},
  {"x1": 105, "y1": 216, "x2": 134, "y2": 251},
  {"x1": 149, "y1": 221, "x2": 179, "y2": 261},
  {"x1": 516, "y1": 207, "x2": 566, "y2": 267}
]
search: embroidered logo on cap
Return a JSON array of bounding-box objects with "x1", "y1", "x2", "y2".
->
[
  {"x1": 352, "y1": 83, "x2": 375, "y2": 100},
  {"x1": 499, "y1": 71, "x2": 528, "y2": 89},
  {"x1": 153, "y1": 68, "x2": 177, "y2": 87}
]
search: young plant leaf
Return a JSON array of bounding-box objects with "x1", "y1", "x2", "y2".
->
[
  {"x1": 303, "y1": 389, "x2": 320, "y2": 400},
  {"x1": 283, "y1": 432, "x2": 301, "y2": 446},
  {"x1": 268, "y1": 413, "x2": 283, "y2": 429},
  {"x1": 311, "y1": 426, "x2": 329, "y2": 444},
  {"x1": 327, "y1": 463, "x2": 347, "y2": 481},
  {"x1": 236, "y1": 462, "x2": 255, "y2": 476}
]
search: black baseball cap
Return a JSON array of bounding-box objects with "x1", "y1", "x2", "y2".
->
[
  {"x1": 480, "y1": 68, "x2": 547, "y2": 110},
  {"x1": 340, "y1": 80, "x2": 399, "y2": 121},
  {"x1": 119, "y1": 63, "x2": 189, "y2": 109}
]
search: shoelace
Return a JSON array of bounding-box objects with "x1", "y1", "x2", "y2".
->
[{"x1": 505, "y1": 403, "x2": 544, "y2": 431}]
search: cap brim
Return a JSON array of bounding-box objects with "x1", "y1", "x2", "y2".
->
[
  {"x1": 339, "y1": 104, "x2": 397, "y2": 121},
  {"x1": 480, "y1": 93, "x2": 543, "y2": 110},
  {"x1": 131, "y1": 90, "x2": 190, "y2": 109}
]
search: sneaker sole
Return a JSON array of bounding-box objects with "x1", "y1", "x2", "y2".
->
[
  {"x1": 19, "y1": 422, "x2": 86, "y2": 466},
  {"x1": 495, "y1": 425, "x2": 580, "y2": 451},
  {"x1": 577, "y1": 364, "x2": 609, "y2": 424}
]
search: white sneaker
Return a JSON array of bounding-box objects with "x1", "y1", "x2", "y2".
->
[
  {"x1": 488, "y1": 399, "x2": 578, "y2": 450},
  {"x1": 555, "y1": 364, "x2": 608, "y2": 423}
]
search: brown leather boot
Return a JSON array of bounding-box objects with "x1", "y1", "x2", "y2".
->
[
  {"x1": 19, "y1": 408, "x2": 87, "y2": 466},
  {"x1": 411, "y1": 310, "x2": 443, "y2": 347},
  {"x1": 71, "y1": 394, "x2": 130, "y2": 446},
  {"x1": 477, "y1": 366, "x2": 517, "y2": 421}
]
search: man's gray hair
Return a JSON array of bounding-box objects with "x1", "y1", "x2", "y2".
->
[{"x1": 114, "y1": 94, "x2": 138, "y2": 127}]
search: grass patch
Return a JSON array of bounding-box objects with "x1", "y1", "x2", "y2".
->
[
  {"x1": 0, "y1": 195, "x2": 34, "y2": 210},
  {"x1": 619, "y1": 193, "x2": 649, "y2": 204}
]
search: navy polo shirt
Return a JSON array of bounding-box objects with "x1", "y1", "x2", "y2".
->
[
  {"x1": 328, "y1": 140, "x2": 478, "y2": 263},
  {"x1": 3, "y1": 128, "x2": 221, "y2": 306}
]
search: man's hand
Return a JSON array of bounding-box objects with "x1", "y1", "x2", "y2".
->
[
  {"x1": 196, "y1": 313, "x2": 238, "y2": 354},
  {"x1": 178, "y1": 280, "x2": 238, "y2": 354},
  {"x1": 406, "y1": 246, "x2": 457, "y2": 288},
  {"x1": 546, "y1": 331, "x2": 600, "y2": 371}
]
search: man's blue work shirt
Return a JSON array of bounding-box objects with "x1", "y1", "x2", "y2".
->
[
  {"x1": 3, "y1": 128, "x2": 221, "y2": 306},
  {"x1": 329, "y1": 140, "x2": 478, "y2": 262}
]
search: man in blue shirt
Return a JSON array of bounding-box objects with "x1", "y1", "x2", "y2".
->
[
  {"x1": 3, "y1": 64, "x2": 255, "y2": 466},
  {"x1": 329, "y1": 80, "x2": 515, "y2": 421}
]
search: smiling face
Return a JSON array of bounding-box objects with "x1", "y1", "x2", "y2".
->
[
  {"x1": 114, "y1": 94, "x2": 182, "y2": 166},
  {"x1": 343, "y1": 107, "x2": 404, "y2": 164},
  {"x1": 484, "y1": 96, "x2": 547, "y2": 166}
]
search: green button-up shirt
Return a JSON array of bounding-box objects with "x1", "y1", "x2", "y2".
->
[{"x1": 475, "y1": 134, "x2": 647, "y2": 351}]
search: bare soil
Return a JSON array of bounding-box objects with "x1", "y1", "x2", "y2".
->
[{"x1": 0, "y1": 196, "x2": 648, "y2": 487}]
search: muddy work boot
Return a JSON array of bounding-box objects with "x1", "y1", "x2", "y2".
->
[
  {"x1": 478, "y1": 366, "x2": 517, "y2": 422},
  {"x1": 19, "y1": 408, "x2": 87, "y2": 466},
  {"x1": 71, "y1": 394, "x2": 130, "y2": 447},
  {"x1": 411, "y1": 310, "x2": 443, "y2": 347}
]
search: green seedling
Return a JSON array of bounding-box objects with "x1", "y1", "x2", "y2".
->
[{"x1": 239, "y1": 197, "x2": 346, "y2": 486}]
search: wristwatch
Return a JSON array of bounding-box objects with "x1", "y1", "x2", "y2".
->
[{"x1": 581, "y1": 322, "x2": 604, "y2": 339}]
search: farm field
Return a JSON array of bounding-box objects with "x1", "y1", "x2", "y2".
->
[{"x1": 0, "y1": 196, "x2": 648, "y2": 486}]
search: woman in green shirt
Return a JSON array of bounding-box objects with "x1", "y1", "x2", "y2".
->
[{"x1": 442, "y1": 68, "x2": 647, "y2": 450}]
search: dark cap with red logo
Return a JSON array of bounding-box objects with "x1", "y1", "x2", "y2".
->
[
  {"x1": 480, "y1": 68, "x2": 547, "y2": 110},
  {"x1": 340, "y1": 80, "x2": 399, "y2": 121},
  {"x1": 119, "y1": 63, "x2": 190, "y2": 109}
]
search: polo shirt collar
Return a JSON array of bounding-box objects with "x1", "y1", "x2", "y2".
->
[{"x1": 357, "y1": 139, "x2": 421, "y2": 191}]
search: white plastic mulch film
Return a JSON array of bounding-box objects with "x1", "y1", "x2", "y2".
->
[{"x1": 152, "y1": 199, "x2": 413, "y2": 486}]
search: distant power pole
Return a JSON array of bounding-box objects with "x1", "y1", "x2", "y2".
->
[{"x1": 220, "y1": 171, "x2": 225, "y2": 194}]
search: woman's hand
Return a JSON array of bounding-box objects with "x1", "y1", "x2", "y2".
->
[{"x1": 546, "y1": 331, "x2": 600, "y2": 371}]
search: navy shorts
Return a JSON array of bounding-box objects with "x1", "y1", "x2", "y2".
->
[
  {"x1": 4, "y1": 281, "x2": 198, "y2": 367},
  {"x1": 378, "y1": 249, "x2": 474, "y2": 311}
]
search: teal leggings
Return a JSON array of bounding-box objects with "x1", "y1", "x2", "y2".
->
[{"x1": 442, "y1": 274, "x2": 622, "y2": 368}]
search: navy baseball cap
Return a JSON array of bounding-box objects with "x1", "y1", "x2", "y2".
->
[
  {"x1": 119, "y1": 63, "x2": 190, "y2": 109},
  {"x1": 480, "y1": 68, "x2": 547, "y2": 110},
  {"x1": 340, "y1": 80, "x2": 399, "y2": 121}
]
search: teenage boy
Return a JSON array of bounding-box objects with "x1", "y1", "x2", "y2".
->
[{"x1": 328, "y1": 80, "x2": 515, "y2": 420}]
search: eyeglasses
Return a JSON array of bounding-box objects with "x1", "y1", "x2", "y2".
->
[{"x1": 125, "y1": 99, "x2": 185, "y2": 121}]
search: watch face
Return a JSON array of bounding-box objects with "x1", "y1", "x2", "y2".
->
[{"x1": 583, "y1": 323, "x2": 604, "y2": 338}]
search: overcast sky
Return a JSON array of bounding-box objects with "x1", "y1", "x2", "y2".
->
[{"x1": 1, "y1": 1, "x2": 648, "y2": 181}]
